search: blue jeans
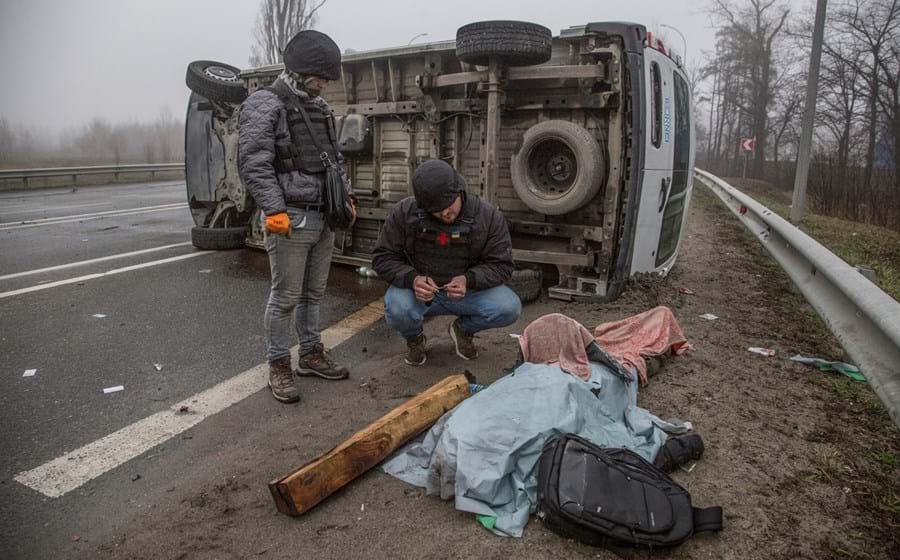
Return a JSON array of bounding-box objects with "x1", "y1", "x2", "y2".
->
[
  {"x1": 384, "y1": 284, "x2": 522, "y2": 338},
  {"x1": 264, "y1": 208, "x2": 334, "y2": 362}
]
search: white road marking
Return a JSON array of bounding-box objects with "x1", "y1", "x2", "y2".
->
[
  {"x1": 1, "y1": 201, "x2": 112, "y2": 215},
  {"x1": 0, "y1": 251, "x2": 212, "y2": 300},
  {"x1": 14, "y1": 301, "x2": 385, "y2": 498},
  {"x1": 0, "y1": 203, "x2": 188, "y2": 231},
  {"x1": 0, "y1": 241, "x2": 193, "y2": 281}
]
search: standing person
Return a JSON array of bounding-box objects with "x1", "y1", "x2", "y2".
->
[
  {"x1": 372, "y1": 160, "x2": 521, "y2": 366},
  {"x1": 238, "y1": 29, "x2": 354, "y2": 403}
]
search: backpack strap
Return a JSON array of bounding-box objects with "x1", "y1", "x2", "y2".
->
[{"x1": 692, "y1": 506, "x2": 723, "y2": 533}]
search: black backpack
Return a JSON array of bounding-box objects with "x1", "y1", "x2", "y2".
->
[{"x1": 536, "y1": 433, "x2": 723, "y2": 549}]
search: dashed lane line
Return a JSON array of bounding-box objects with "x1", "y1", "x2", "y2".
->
[
  {"x1": 0, "y1": 251, "x2": 212, "y2": 299},
  {"x1": 0, "y1": 241, "x2": 193, "y2": 281},
  {"x1": 13, "y1": 300, "x2": 386, "y2": 498},
  {"x1": 0, "y1": 203, "x2": 188, "y2": 230}
]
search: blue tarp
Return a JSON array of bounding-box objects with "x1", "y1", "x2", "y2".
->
[{"x1": 382, "y1": 362, "x2": 690, "y2": 537}]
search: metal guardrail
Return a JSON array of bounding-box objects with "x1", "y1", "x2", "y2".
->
[
  {"x1": 0, "y1": 163, "x2": 184, "y2": 186},
  {"x1": 694, "y1": 168, "x2": 900, "y2": 429}
]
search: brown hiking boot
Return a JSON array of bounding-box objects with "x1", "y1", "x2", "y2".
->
[
  {"x1": 404, "y1": 334, "x2": 427, "y2": 366},
  {"x1": 448, "y1": 319, "x2": 477, "y2": 360},
  {"x1": 296, "y1": 343, "x2": 350, "y2": 380},
  {"x1": 268, "y1": 356, "x2": 300, "y2": 403}
]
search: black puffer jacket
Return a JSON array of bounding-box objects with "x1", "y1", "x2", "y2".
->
[
  {"x1": 238, "y1": 79, "x2": 343, "y2": 216},
  {"x1": 372, "y1": 194, "x2": 514, "y2": 290}
]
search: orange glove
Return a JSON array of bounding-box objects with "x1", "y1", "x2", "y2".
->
[{"x1": 265, "y1": 212, "x2": 291, "y2": 238}]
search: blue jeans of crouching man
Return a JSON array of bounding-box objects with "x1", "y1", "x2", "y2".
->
[
  {"x1": 264, "y1": 208, "x2": 334, "y2": 362},
  {"x1": 384, "y1": 284, "x2": 522, "y2": 338}
]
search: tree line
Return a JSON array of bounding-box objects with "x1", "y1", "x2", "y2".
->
[
  {"x1": 0, "y1": 108, "x2": 184, "y2": 169},
  {"x1": 697, "y1": 0, "x2": 899, "y2": 230}
]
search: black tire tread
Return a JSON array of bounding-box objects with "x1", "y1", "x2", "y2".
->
[
  {"x1": 191, "y1": 225, "x2": 247, "y2": 250},
  {"x1": 456, "y1": 21, "x2": 553, "y2": 67},
  {"x1": 185, "y1": 60, "x2": 248, "y2": 104},
  {"x1": 509, "y1": 267, "x2": 543, "y2": 303}
]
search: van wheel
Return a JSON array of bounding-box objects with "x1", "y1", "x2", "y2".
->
[
  {"x1": 511, "y1": 120, "x2": 605, "y2": 215},
  {"x1": 509, "y1": 267, "x2": 542, "y2": 303},
  {"x1": 185, "y1": 60, "x2": 248, "y2": 104},
  {"x1": 191, "y1": 226, "x2": 247, "y2": 250},
  {"x1": 456, "y1": 21, "x2": 552, "y2": 67}
]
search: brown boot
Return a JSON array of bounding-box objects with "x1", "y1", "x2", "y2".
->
[
  {"x1": 268, "y1": 356, "x2": 300, "y2": 403},
  {"x1": 448, "y1": 319, "x2": 477, "y2": 360},
  {"x1": 404, "y1": 334, "x2": 427, "y2": 366},
  {"x1": 296, "y1": 343, "x2": 350, "y2": 380}
]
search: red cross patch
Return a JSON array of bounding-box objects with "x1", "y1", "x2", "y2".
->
[{"x1": 436, "y1": 232, "x2": 451, "y2": 246}]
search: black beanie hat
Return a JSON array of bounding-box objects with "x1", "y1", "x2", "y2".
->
[
  {"x1": 283, "y1": 30, "x2": 341, "y2": 81},
  {"x1": 413, "y1": 160, "x2": 466, "y2": 213}
]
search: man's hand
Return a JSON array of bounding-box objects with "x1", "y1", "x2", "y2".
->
[
  {"x1": 265, "y1": 212, "x2": 292, "y2": 238},
  {"x1": 444, "y1": 275, "x2": 467, "y2": 299},
  {"x1": 413, "y1": 275, "x2": 440, "y2": 302}
]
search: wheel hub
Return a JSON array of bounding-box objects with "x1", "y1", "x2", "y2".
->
[
  {"x1": 204, "y1": 65, "x2": 239, "y2": 82},
  {"x1": 527, "y1": 139, "x2": 579, "y2": 198}
]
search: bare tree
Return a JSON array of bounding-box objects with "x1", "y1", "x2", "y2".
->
[
  {"x1": 249, "y1": 0, "x2": 328, "y2": 67},
  {"x1": 708, "y1": 0, "x2": 791, "y2": 179}
]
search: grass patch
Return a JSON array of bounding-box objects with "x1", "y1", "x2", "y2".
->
[
  {"x1": 721, "y1": 178, "x2": 900, "y2": 302},
  {"x1": 869, "y1": 448, "x2": 900, "y2": 467}
]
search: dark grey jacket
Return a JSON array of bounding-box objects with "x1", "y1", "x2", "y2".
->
[
  {"x1": 372, "y1": 194, "x2": 514, "y2": 290},
  {"x1": 238, "y1": 80, "x2": 339, "y2": 216}
]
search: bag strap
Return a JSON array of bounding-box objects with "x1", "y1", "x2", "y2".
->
[
  {"x1": 692, "y1": 506, "x2": 723, "y2": 533},
  {"x1": 295, "y1": 104, "x2": 340, "y2": 169}
]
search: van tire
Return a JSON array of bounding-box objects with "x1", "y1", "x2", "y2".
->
[
  {"x1": 191, "y1": 226, "x2": 247, "y2": 250},
  {"x1": 511, "y1": 120, "x2": 605, "y2": 216},
  {"x1": 185, "y1": 60, "x2": 248, "y2": 104},
  {"x1": 456, "y1": 21, "x2": 552, "y2": 67},
  {"x1": 509, "y1": 267, "x2": 543, "y2": 303}
]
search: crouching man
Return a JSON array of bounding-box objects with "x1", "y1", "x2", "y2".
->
[{"x1": 372, "y1": 160, "x2": 522, "y2": 365}]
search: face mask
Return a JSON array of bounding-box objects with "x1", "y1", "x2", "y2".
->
[{"x1": 302, "y1": 76, "x2": 322, "y2": 96}]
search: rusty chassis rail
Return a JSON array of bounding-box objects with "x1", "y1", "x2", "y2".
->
[{"x1": 695, "y1": 168, "x2": 900, "y2": 429}]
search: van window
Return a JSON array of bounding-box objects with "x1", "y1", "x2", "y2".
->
[
  {"x1": 670, "y1": 72, "x2": 691, "y2": 195},
  {"x1": 650, "y1": 62, "x2": 662, "y2": 148}
]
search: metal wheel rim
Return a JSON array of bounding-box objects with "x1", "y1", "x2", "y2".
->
[{"x1": 525, "y1": 138, "x2": 579, "y2": 200}]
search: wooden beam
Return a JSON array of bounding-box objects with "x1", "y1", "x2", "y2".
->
[{"x1": 269, "y1": 374, "x2": 470, "y2": 516}]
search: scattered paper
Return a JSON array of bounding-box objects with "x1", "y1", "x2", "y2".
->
[
  {"x1": 508, "y1": 333, "x2": 522, "y2": 339},
  {"x1": 92, "y1": 314, "x2": 107, "y2": 318},
  {"x1": 748, "y1": 347, "x2": 775, "y2": 357},
  {"x1": 153, "y1": 363, "x2": 163, "y2": 371},
  {"x1": 360, "y1": 504, "x2": 365, "y2": 512},
  {"x1": 699, "y1": 313, "x2": 719, "y2": 321},
  {"x1": 23, "y1": 369, "x2": 37, "y2": 377},
  {"x1": 678, "y1": 287, "x2": 696, "y2": 295},
  {"x1": 198, "y1": 269, "x2": 212, "y2": 274},
  {"x1": 103, "y1": 385, "x2": 125, "y2": 394}
]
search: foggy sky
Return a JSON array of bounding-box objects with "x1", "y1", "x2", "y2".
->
[{"x1": 0, "y1": 0, "x2": 782, "y2": 134}]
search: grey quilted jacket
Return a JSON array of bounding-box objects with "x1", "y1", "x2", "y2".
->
[{"x1": 238, "y1": 79, "x2": 345, "y2": 216}]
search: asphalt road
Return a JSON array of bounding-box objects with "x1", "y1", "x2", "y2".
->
[{"x1": 0, "y1": 182, "x2": 386, "y2": 559}]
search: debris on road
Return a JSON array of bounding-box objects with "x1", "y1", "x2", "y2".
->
[
  {"x1": 198, "y1": 269, "x2": 212, "y2": 274},
  {"x1": 790, "y1": 354, "x2": 865, "y2": 382},
  {"x1": 71, "y1": 535, "x2": 80, "y2": 543},
  {"x1": 699, "y1": 313, "x2": 719, "y2": 321},
  {"x1": 102, "y1": 385, "x2": 125, "y2": 394},
  {"x1": 678, "y1": 287, "x2": 696, "y2": 295},
  {"x1": 92, "y1": 313, "x2": 107, "y2": 318},
  {"x1": 269, "y1": 374, "x2": 470, "y2": 516},
  {"x1": 22, "y1": 369, "x2": 37, "y2": 377},
  {"x1": 153, "y1": 363, "x2": 163, "y2": 371},
  {"x1": 132, "y1": 474, "x2": 142, "y2": 482},
  {"x1": 747, "y1": 347, "x2": 776, "y2": 357}
]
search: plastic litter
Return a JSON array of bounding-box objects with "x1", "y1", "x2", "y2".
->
[
  {"x1": 678, "y1": 287, "x2": 696, "y2": 295},
  {"x1": 72, "y1": 535, "x2": 80, "y2": 542},
  {"x1": 103, "y1": 385, "x2": 125, "y2": 394},
  {"x1": 198, "y1": 269, "x2": 212, "y2": 274},
  {"x1": 748, "y1": 347, "x2": 775, "y2": 357},
  {"x1": 153, "y1": 363, "x2": 163, "y2": 371},
  {"x1": 22, "y1": 369, "x2": 37, "y2": 377},
  {"x1": 699, "y1": 313, "x2": 719, "y2": 321},
  {"x1": 790, "y1": 354, "x2": 865, "y2": 382},
  {"x1": 92, "y1": 314, "x2": 107, "y2": 318}
]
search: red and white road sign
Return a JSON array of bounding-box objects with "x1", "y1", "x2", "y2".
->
[{"x1": 740, "y1": 137, "x2": 756, "y2": 152}]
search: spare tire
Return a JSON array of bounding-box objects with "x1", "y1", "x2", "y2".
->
[
  {"x1": 185, "y1": 60, "x2": 248, "y2": 104},
  {"x1": 191, "y1": 225, "x2": 247, "y2": 250},
  {"x1": 511, "y1": 120, "x2": 605, "y2": 216},
  {"x1": 456, "y1": 21, "x2": 552, "y2": 67}
]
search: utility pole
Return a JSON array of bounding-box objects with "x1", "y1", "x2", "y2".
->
[{"x1": 790, "y1": 0, "x2": 827, "y2": 224}]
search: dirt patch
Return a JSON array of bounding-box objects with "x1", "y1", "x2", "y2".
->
[{"x1": 83, "y1": 186, "x2": 899, "y2": 560}]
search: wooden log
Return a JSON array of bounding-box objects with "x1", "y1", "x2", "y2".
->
[{"x1": 269, "y1": 374, "x2": 470, "y2": 515}]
